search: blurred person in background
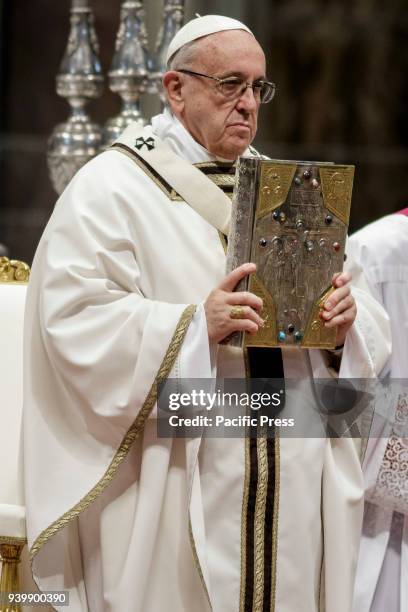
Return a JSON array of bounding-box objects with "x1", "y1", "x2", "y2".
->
[{"x1": 349, "y1": 208, "x2": 408, "y2": 612}]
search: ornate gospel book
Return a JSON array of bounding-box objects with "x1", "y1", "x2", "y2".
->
[{"x1": 226, "y1": 158, "x2": 354, "y2": 349}]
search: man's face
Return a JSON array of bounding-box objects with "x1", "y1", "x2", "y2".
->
[{"x1": 164, "y1": 30, "x2": 266, "y2": 160}]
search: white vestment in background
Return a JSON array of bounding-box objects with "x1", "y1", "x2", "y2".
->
[
  {"x1": 349, "y1": 212, "x2": 408, "y2": 612},
  {"x1": 23, "y1": 109, "x2": 390, "y2": 612}
]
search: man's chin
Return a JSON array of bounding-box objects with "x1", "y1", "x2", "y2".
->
[{"x1": 215, "y1": 138, "x2": 252, "y2": 161}]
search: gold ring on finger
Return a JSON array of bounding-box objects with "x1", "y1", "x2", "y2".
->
[{"x1": 230, "y1": 305, "x2": 245, "y2": 320}]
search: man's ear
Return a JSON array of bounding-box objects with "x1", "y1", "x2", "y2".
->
[{"x1": 162, "y1": 71, "x2": 185, "y2": 113}]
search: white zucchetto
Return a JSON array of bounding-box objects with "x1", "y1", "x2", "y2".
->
[{"x1": 166, "y1": 14, "x2": 254, "y2": 65}]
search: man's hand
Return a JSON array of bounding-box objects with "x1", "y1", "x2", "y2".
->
[
  {"x1": 321, "y1": 271, "x2": 357, "y2": 347},
  {"x1": 204, "y1": 263, "x2": 264, "y2": 343}
]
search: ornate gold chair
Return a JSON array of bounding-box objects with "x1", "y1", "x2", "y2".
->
[{"x1": 0, "y1": 257, "x2": 30, "y2": 611}]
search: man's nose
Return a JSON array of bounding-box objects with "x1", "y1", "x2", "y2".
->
[{"x1": 236, "y1": 85, "x2": 258, "y2": 112}]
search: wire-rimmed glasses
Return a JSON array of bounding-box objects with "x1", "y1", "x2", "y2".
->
[{"x1": 176, "y1": 69, "x2": 277, "y2": 103}]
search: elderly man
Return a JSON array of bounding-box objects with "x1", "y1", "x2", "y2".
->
[{"x1": 24, "y1": 15, "x2": 390, "y2": 612}]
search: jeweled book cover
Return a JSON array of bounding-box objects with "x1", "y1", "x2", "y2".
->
[{"x1": 225, "y1": 158, "x2": 354, "y2": 349}]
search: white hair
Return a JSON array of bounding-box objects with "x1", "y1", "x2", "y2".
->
[
  {"x1": 163, "y1": 39, "x2": 204, "y2": 108},
  {"x1": 167, "y1": 38, "x2": 203, "y2": 71}
]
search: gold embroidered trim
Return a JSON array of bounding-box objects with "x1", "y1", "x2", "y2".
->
[
  {"x1": 113, "y1": 143, "x2": 200, "y2": 203},
  {"x1": 240, "y1": 348, "x2": 251, "y2": 611},
  {"x1": 269, "y1": 432, "x2": 280, "y2": 612},
  {"x1": 171, "y1": 168, "x2": 235, "y2": 201},
  {"x1": 29, "y1": 304, "x2": 197, "y2": 562},
  {"x1": 218, "y1": 231, "x2": 228, "y2": 254},
  {"x1": 243, "y1": 347, "x2": 251, "y2": 381},
  {"x1": 169, "y1": 189, "x2": 184, "y2": 201},
  {"x1": 239, "y1": 434, "x2": 251, "y2": 612},
  {"x1": 188, "y1": 516, "x2": 212, "y2": 611},
  {"x1": 111, "y1": 144, "x2": 181, "y2": 201},
  {"x1": 194, "y1": 162, "x2": 234, "y2": 170},
  {"x1": 112, "y1": 146, "x2": 236, "y2": 204},
  {"x1": 253, "y1": 433, "x2": 268, "y2": 611},
  {"x1": 208, "y1": 173, "x2": 236, "y2": 188}
]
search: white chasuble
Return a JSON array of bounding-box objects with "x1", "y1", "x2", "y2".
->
[{"x1": 23, "y1": 109, "x2": 390, "y2": 612}]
